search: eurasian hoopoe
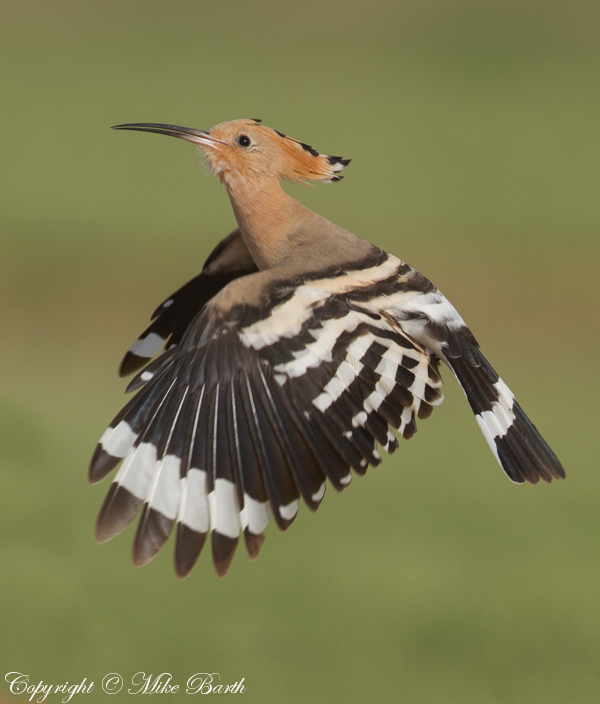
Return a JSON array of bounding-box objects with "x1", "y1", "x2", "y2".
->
[{"x1": 91, "y1": 119, "x2": 565, "y2": 578}]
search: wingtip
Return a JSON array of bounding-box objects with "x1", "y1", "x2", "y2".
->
[
  {"x1": 212, "y1": 532, "x2": 238, "y2": 577},
  {"x1": 243, "y1": 530, "x2": 265, "y2": 560},
  {"x1": 501, "y1": 403, "x2": 566, "y2": 485},
  {"x1": 95, "y1": 484, "x2": 142, "y2": 544},
  {"x1": 89, "y1": 445, "x2": 120, "y2": 484},
  {"x1": 174, "y1": 523, "x2": 207, "y2": 578},
  {"x1": 119, "y1": 352, "x2": 145, "y2": 378},
  {"x1": 132, "y1": 505, "x2": 174, "y2": 567}
]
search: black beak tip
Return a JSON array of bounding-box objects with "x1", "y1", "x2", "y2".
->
[
  {"x1": 108, "y1": 123, "x2": 212, "y2": 143},
  {"x1": 110, "y1": 124, "x2": 138, "y2": 131},
  {"x1": 111, "y1": 123, "x2": 147, "y2": 131}
]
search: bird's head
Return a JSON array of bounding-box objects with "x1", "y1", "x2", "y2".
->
[{"x1": 112, "y1": 119, "x2": 350, "y2": 186}]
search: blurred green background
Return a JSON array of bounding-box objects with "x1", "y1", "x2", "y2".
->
[{"x1": 1, "y1": 1, "x2": 599, "y2": 702}]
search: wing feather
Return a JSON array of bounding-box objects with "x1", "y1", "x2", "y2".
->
[{"x1": 91, "y1": 252, "x2": 448, "y2": 575}]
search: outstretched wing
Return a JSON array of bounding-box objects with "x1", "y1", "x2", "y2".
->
[
  {"x1": 389, "y1": 284, "x2": 565, "y2": 485},
  {"x1": 90, "y1": 252, "x2": 444, "y2": 577},
  {"x1": 119, "y1": 229, "x2": 258, "y2": 376},
  {"x1": 90, "y1": 247, "x2": 564, "y2": 578}
]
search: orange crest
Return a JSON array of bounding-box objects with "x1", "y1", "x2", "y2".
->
[{"x1": 266, "y1": 127, "x2": 351, "y2": 184}]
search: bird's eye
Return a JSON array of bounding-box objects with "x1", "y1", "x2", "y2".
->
[{"x1": 236, "y1": 135, "x2": 251, "y2": 148}]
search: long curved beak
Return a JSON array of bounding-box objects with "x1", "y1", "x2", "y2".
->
[{"x1": 111, "y1": 123, "x2": 228, "y2": 148}]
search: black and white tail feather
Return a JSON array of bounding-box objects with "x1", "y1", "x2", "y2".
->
[{"x1": 90, "y1": 242, "x2": 564, "y2": 577}]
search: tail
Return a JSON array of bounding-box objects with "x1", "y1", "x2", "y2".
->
[{"x1": 446, "y1": 345, "x2": 564, "y2": 484}]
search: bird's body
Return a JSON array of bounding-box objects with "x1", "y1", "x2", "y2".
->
[{"x1": 91, "y1": 119, "x2": 564, "y2": 577}]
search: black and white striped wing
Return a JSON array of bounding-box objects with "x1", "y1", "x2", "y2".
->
[
  {"x1": 90, "y1": 250, "x2": 564, "y2": 578},
  {"x1": 120, "y1": 229, "x2": 258, "y2": 376},
  {"x1": 444, "y1": 342, "x2": 564, "y2": 484},
  {"x1": 388, "y1": 283, "x2": 565, "y2": 485},
  {"x1": 90, "y1": 259, "x2": 444, "y2": 578}
]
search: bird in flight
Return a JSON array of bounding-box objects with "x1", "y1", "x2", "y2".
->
[{"x1": 90, "y1": 119, "x2": 564, "y2": 578}]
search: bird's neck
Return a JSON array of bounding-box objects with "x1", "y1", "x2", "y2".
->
[{"x1": 223, "y1": 174, "x2": 314, "y2": 269}]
